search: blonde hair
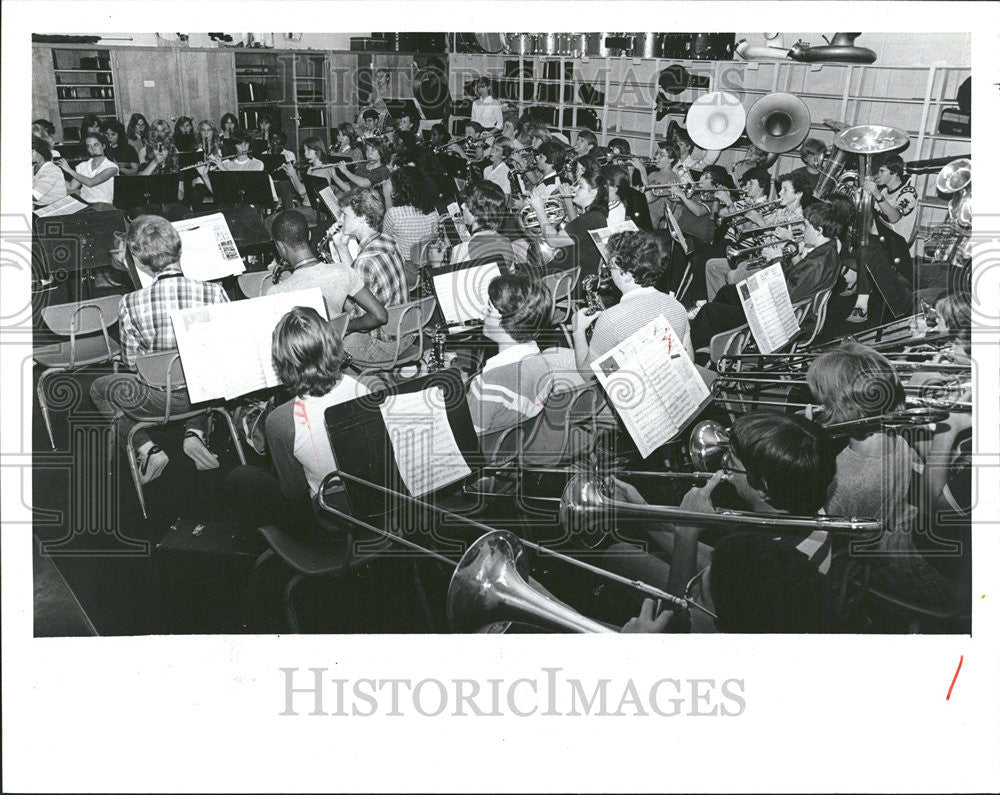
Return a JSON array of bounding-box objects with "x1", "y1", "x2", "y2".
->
[{"x1": 806, "y1": 342, "x2": 905, "y2": 426}]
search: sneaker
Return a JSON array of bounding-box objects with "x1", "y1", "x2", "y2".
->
[
  {"x1": 846, "y1": 307, "x2": 868, "y2": 324},
  {"x1": 183, "y1": 430, "x2": 220, "y2": 471},
  {"x1": 137, "y1": 445, "x2": 169, "y2": 484}
]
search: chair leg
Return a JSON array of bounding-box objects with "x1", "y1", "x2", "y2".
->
[
  {"x1": 36, "y1": 368, "x2": 64, "y2": 451},
  {"x1": 125, "y1": 424, "x2": 148, "y2": 520},
  {"x1": 242, "y1": 548, "x2": 275, "y2": 631},
  {"x1": 215, "y1": 409, "x2": 247, "y2": 465},
  {"x1": 284, "y1": 573, "x2": 302, "y2": 633}
]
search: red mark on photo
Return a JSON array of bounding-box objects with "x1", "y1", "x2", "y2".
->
[{"x1": 946, "y1": 655, "x2": 963, "y2": 700}]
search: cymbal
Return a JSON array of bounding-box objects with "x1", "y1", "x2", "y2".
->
[{"x1": 833, "y1": 124, "x2": 909, "y2": 155}]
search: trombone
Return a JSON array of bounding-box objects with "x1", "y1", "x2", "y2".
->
[{"x1": 315, "y1": 469, "x2": 699, "y2": 633}]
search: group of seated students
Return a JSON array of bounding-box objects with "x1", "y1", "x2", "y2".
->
[{"x1": 54, "y1": 90, "x2": 966, "y2": 631}]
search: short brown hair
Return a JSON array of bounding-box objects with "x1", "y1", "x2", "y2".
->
[
  {"x1": 488, "y1": 273, "x2": 552, "y2": 343},
  {"x1": 126, "y1": 215, "x2": 182, "y2": 273},
  {"x1": 271, "y1": 306, "x2": 345, "y2": 397},
  {"x1": 463, "y1": 181, "x2": 507, "y2": 231},
  {"x1": 806, "y1": 341, "x2": 905, "y2": 426}
]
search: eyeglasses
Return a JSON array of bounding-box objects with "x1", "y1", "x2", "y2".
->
[{"x1": 721, "y1": 448, "x2": 747, "y2": 477}]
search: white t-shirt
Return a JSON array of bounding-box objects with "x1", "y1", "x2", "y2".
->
[
  {"x1": 292, "y1": 375, "x2": 372, "y2": 496},
  {"x1": 471, "y1": 96, "x2": 504, "y2": 131},
  {"x1": 483, "y1": 161, "x2": 511, "y2": 196},
  {"x1": 76, "y1": 158, "x2": 118, "y2": 204},
  {"x1": 607, "y1": 200, "x2": 627, "y2": 225}
]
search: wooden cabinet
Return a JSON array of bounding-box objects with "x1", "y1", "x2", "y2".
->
[
  {"x1": 111, "y1": 49, "x2": 180, "y2": 126},
  {"x1": 176, "y1": 50, "x2": 237, "y2": 126}
]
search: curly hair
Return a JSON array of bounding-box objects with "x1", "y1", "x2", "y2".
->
[
  {"x1": 390, "y1": 166, "x2": 438, "y2": 215},
  {"x1": 606, "y1": 231, "x2": 665, "y2": 288},
  {"x1": 342, "y1": 187, "x2": 386, "y2": 230},
  {"x1": 462, "y1": 181, "x2": 507, "y2": 232},
  {"x1": 271, "y1": 306, "x2": 345, "y2": 398}
]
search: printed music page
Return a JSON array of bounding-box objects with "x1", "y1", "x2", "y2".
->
[
  {"x1": 590, "y1": 314, "x2": 710, "y2": 458},
  {"x1": 32, "y1": 195, "x2": 88, "y2": 217},
  {"x1": 170, "y1": 288, "x2": 327, "y2": 402},
  {"x1": 171, "y1": 212, "x2": 245, "y2": 283},
  {"x1": 588, "y1": 220, "x2": 639, "y2": 262},
  {"x1": 736, "y1": 263, "x2": 800, "y2": 354},
  {"x1": 432, "y1": 259, "x2": 501, "y2": 332},
  {"x1": 379, "y1": 387, "x2": 472, "y2": 497}
]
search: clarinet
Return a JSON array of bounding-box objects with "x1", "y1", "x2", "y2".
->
[{"x1": 428, "y1": 323, "x2": 448, "y2": 371}]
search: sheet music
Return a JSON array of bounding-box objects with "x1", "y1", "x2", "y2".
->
[
  {"x1": 379, "y1": 387, "x2": 472, "y2": 497},
  {"x1": 170, "y1": 288, "x2": 327, "y2": 402},
  {"x1": 588, "y1": 220, "x2": 640, "y2": 262},
  {"x1": 736, "y1": 263, "x2": 800, "y2": 355},
  {"x1": 590, "y1": 315, "x2": 709, "y2": 458},
  {"x1": 33, "y1": 196, "x2": 88, "y2": 216},
  {"x1": 172, "y1": 213, "x2": 245, "y2": 283},
  {"x1": 319, "y1": 186, "x2": 340, "y2": 218},
  {"x1": 432, "y1": 260, "x2": 501, "y2": 333}
]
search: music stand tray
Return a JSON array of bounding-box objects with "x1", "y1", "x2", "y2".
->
[
  {"x1": 113, "y1": 173, "x2": 182, "y2": 211},
  {"x1": 210, "y1": 171, "x2": 274, "y2": 209}
]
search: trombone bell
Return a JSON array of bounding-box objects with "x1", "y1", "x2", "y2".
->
[
  {"x1": 689, "y1": 420, "x2": 730, "y2": 472},
  {"x1": 446, "y1": 530, "x2": 614, "y2": 633}
]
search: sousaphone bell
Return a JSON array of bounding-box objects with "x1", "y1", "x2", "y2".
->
[
  {"x1": 686, "y1": 91, "x2": 747, "y2": 150},
  {"x1": 745, "y1": 92, "x2": 811, "y2": 154}
]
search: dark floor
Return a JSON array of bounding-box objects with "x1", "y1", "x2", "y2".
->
[{"x1": 30, "y1": 257, "x2": 956, "y2": 636}]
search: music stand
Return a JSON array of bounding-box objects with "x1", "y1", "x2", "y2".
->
[
  {"x1": 181, "y1": 205, "x2": 273, "y2": 262},
  {"x1": 259, "y1": 153, "x2": 286, "y2": 174},
  {"x1": 249, "y1": 138, "x2": 268, "y2": 156},
  {"x1": 323, "y1": 369, "x2": 483, "y2": 523},
  {"x1": 430, "y1": 256, "x2": 504, "y2": 334},
  {"x1": 177, "y1": 151, "x2": 203, "y2": 170},
  {"x1": 33, "y1": 208, "x2": 128, "y2": 300},
  {"x1": 861, "y1": 243, "x2": 913, "y2": 319},
  {"x1": 210, "y1": 171, "x2": 274, "y2": 210},
  {"x1": 113, "y1": 173, "x2": 182, "y2": 214},
  {"x1": 221, "y1": 139, "x2": 237, "y2": 158}
]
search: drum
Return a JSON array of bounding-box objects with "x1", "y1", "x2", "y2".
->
[
  {"x1": 556, "y1": 33, "x2": 576, "y2": 56},
  {"x1": 512, "y1": 33, "x2": 537, "y2": 56},
  {"x1": 813, "y1": 147, "x2": 852, "y2": 200},
  {"x1": 542, "y1": 33, "x2": 558, "y2": 56},
  {"x1": 583, "y1": 33, "x2": 608, "y2": 57},
  {"x1": 475, "y1": 33, "x2": 507, "y2": 54},
  {"x1": 634, "y1": 32, "x2": 658, "y2": 59}
]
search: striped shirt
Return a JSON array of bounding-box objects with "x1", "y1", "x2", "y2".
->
[
  {"x1": 587, "y1": 286, "x2": 690, "y2": 364},
  {"x1": 118, "y1": 267, "x2": 229, "y2": 368},
  {"x1": 33, "y1": 161, "x2": 68, "y2": 205},
  {"x1": 467, "y1": 343, "x2": 554, "y2": 451}
]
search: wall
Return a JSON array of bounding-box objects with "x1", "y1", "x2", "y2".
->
[
  {"x1": 80, "y1": 33, "x2": 368, "y2": 50},
  {"x1": 735, "y1": 33, "x2": 970, "y2": 68}
]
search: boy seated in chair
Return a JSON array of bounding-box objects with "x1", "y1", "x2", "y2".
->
[{"x1": 89, "y1": 215, "x2": 229, "y2": 483}]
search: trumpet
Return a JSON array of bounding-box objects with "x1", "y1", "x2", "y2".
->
[
  {"x1": 735, "y1": 218, "x2": 806, "y2": 238},
  {"x1": 718, "y1": 199, "x2": 781, "y2": 220},
  {"x1": 600, "y1": 152, "x2": 656, "y2": 166},
  {"x1": 726, "y1": 236, "x2": 802, "y2": 261}
]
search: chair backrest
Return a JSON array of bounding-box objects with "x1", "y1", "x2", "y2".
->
[
  {"x1": 709, "y1": 323, "x2": 752, "y2": 365},
  {"x1": 792, "y1": 286, "x2": 835, "y2": 350},
  {"x1": 521, "y1": 382, "x2": 605, "y2": 467},
  {"x1": 135, "y1": 349, "x2": 187, "y2": 391},
  {"x1": 540, "y1": 267, "x2": 580, "y2": 325},
  {"x1": 41, "y1": 295, "x2": 122, "y2": 337},
  {"x1": 238, "y1": 271, "x2": 271, "y2": 299},
  {"x1": 384, "y1": 295, "x2": 438, "y2": 364}
]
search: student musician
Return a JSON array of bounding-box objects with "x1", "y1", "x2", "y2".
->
[
  {"x1": 267, "y1": 130, "x2": 298, "y2": 210},
  {"x1": 332, "y1": 122, "x2": 363, "y2": 163},
  {"x1": 572, "y1": 130, "x2": 599, "y2": 160},
  {"x1": 358, "y1": 108, "x2": 381, "y2": 141},
  {"x1": 601, "y1": 165, "x2": 653, "y2": 231},
  {"x1": 571, "y1": 230, "x2": 691, "y2": 373},
  {"x1": 219, "y1": 112, "x2": 240, "y2": 154},
  {"x1": 525, "y1": 140, "x2": 566, "y2": 194},
  {"x1": 483, "y1": 137, "x2": 515, "y2": 198},
  {"x1": 607, "y1": 412, "x2": 838, "y2": 632},
  {"x1": 704, "y1": 170, "x2": 809, "y2": 299},
  {"x1": 467, "y1": 273, "x2": 556, "y2": 453},
  {"x1": 102, "y1": 120, "x2": 140, "y2": 176},
  {"x1": 32, "y1": 136, "x2": 68, "y2": 207},
  {"x1": 172, "y1": 116, "x2": 197, "y2": 152},
  {"x1": 690, "y1": 201, "x2": 843, "y2": 351},
  {"x1": 89, "y1": 216, "x2": 229, "y2": 484},
  {"x1": 55, "y1": 132, "x2": 119, "y2": 209},
  {"x1": 194, "y1": 130, "x2": 264, "y2": 198},
  {"x1": 137, "y1": 121, "x2": 179, "y2": 176},
  {"x1": 381, "y1": 165, "x2": 441, "y2": 288},
  {"x1": 126, "y1": 113, "x2": 149, "y2": 153},
  {"x1": 264, "y1": 209, "x2": 388, "y2": 327},
  {"x1": 664, "y1": 165, "x2": 727, "y2": 252},
  {"x1": 528, "y1": 162, "x2": 608, "y2": 284},
  {"x1": 224, "y1": 306, "x2": 372, "y2": 542},
  {"x1": 329, "y1": 188, "x2": 409, "y2": 364},
  {"x1": 429, "y1": 181, "x2": 516, "y2": 271},
  {"x1": 331, "y1": 138, "x2": 391, "y2": 197},
  {"x1": 281, "y1": 136, "x2": 337, "y2": 211},
  {"x1": 848, "y1": 153, "x2": 918, "y2": 321},
  {"x1": 788, "y1": 138, "x2": 826, "y2": 195},
  {"x1": 470, "y1": 76, "x2": 504, "y2": 134}
]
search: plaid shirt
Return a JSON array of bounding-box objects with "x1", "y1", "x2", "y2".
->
[
  {"x1": 118, "y1": 267, "x2": 229, "y2": 368},
  {"x1": 382, "y1": 206, "x2": 441, "y2": 264},
  {"x1": 352, "y1": 232, "x2": 407, "y2": 309}
]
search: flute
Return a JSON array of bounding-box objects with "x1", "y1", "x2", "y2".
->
[{"x1": 179, "y1": 153, "x2": 241, "y2": 172}]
